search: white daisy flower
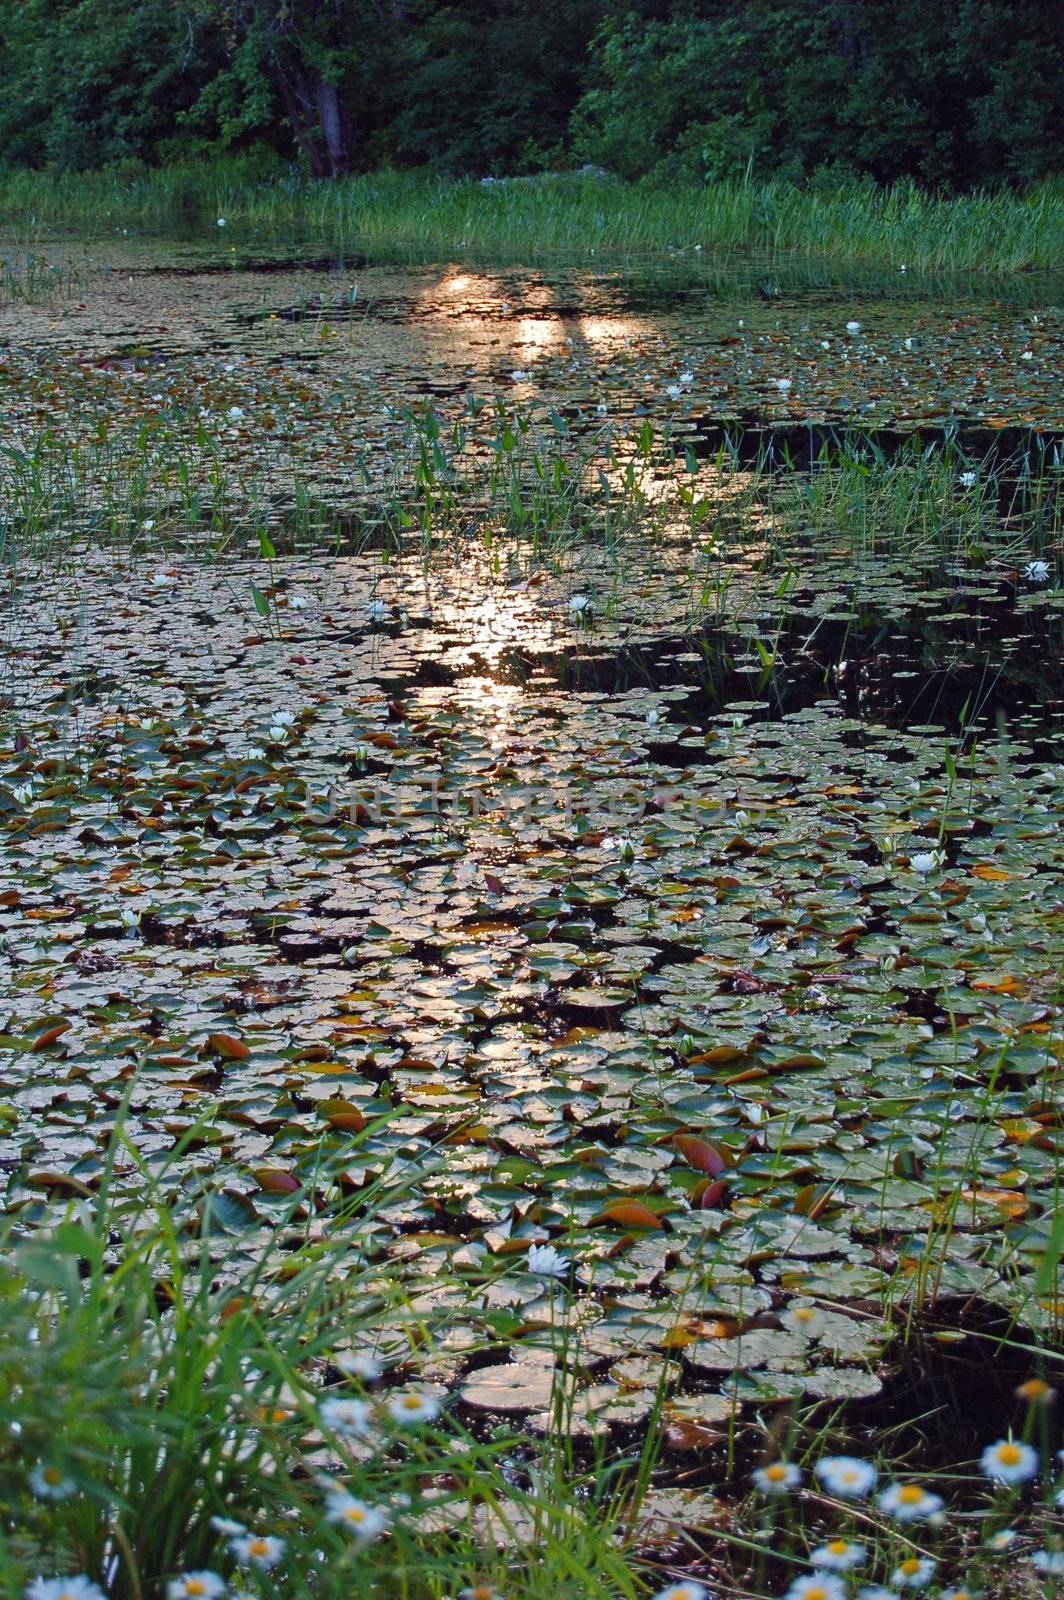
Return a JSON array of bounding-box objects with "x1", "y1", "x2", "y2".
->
[
  {"x1": 25, "y1": 1583, "x2": 106, "y2": 1600},
  {"x1": 209, "y1": 1515, "x2": 246, "y2": 1535},
  {"x1": 459, "y1": 1587, "x2": 504, "y2": 1600},
  {"x1": 29, "y1": 1465, "x2": 76, "y2": 1500},
  {"x1": 229, "y1": 1533, "x2": 285, "y2": 1570},
  {"x1": 526, "y1": 1242, "x2": 568, "y2": 1277},
  {"x1": 752, "y1": 1460, "x2": 801, "y2": 1495},
  {"x1": 892, "y1": 1556, "x2": 936, "y2": 1589},
  {"x1": 334, "y1": 1350, "x2": 384, "y2": 1382},
  {"x1": 324, "y1": 1490, "x2": 388, "y2": 1543},
  {"x1": 319, "y1": 1396, "x2": 373, "y2": 1438},
  {"x1": 980, "y1": 1438, "x2": 1038, "y2": 1484},
  {"x1": 857, "y1": 1589, "x2": 898, "y2": 1600},
  {"x1": 385, "y1": 1391, "x2": 440, "y2": 1426},
  {"x1": 985, "y1": 1527, "x2": 1017, "y2": 1551},
  {"x1": 780, "y1": 1303, "x2": 824, "y2": 1337},
  {"x1": 650, "y1": 1584, "x2": 708, "y2": 1600},
  {"x1": 878, "y1": 1482, "x2": 943, "y2": 1521},
  {"x1": 1033, "y1": 1551, "x2": 1064, "y2": 1575},
  {"x1": 810, "y1": 1538, "x2": 866, "y2": 1572},
  {"x1": 217, "y1": 218, "x2": 227, "y2": 227},
  {"x1": 167, "y1": 1575, "x2": 226, "y2": 1600},
  {"x1": 784, "y1": 1577, "x2": 846, "y2": 1600},
  {"x1": 940, "y1": 1588, "x2": 981, "y2": 1600},
  {"x1": 959, "y1": 471, "x2": 977, "y2": 488},
  {"x1": 814, "y1": 1455, "x2": 878, "y2": 1498}
]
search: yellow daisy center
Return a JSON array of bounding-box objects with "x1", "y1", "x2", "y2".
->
[
  {"x1": 249, "y1": 1539, "x2": 269, "y2": 1555},
  {"x1": 345, "y1": 1507, "x2": 366, "y2": 1523},
  {"x1": 806, "y1": 1587, "x2": 829, "y2": 1600},
  {"x1": 471, "y1": 1588, "x2": 495, "y2": 1600},
  {"x1": 899, "y1": 1559, "x2": 921, "y2": 1576},
  {"x1": 898, "y1": 1484, "x2": 924, "y2": 1504},
  {"x1": 187, "y1": 1584, "x2": 206, "y2": 1597},
  {"x1": 1018, "y1": 1378, "x2": 1051, "y2": 1399},
  {"x1": 828, "y1": 1540, "x2": 849, "y2": 1554},
  {"x1": 402, "y1": 1395, "x2": 423, "y2": 1409},
  {"x1": 765, "y1": 1464, "x2": 787, "y2": 1480},
  {"x1": 997, "y1": 1442, "x2": 1021, "y2": 1465}
]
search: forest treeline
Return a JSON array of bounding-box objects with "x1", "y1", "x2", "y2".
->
[{"x1": 1, "y1": 0, "x2": 1061, "y2": 190}]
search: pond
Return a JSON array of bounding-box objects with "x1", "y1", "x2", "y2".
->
[{"x1": 1, "y1": 238, "x2": 1062, "y2": 1590}]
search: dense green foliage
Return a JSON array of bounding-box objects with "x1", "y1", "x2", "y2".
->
[{"x1": 0, "y1": 1, "x2": 1062, "y2": 189}]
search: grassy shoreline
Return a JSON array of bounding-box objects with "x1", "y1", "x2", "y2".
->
[{"x1": 1, "y1": 160, "x2": 1063, "y2": 273}]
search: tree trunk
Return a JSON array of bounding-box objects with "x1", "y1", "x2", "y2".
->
[{"x1": 314, "y1": 74, "x2": 352, "y2": 175}]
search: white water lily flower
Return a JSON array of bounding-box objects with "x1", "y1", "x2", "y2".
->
[
  {"x1": 246, "y1": 746, "x2": 266, "y2": 760},
  {"x1": 821, "y1": 340, "x2": 830, "y2": 349},
  {"x1": 229, "y1": 1533, "x2": 285, "y2": 1570},
  {"x1": 892, "y1": 1556, "x2": 936, "y2": 1589},
  {"x1": 1024, "y1": 559, "x2": 1050, "y2": 582},
  {"x1": 167, "y1": 1575, "x2": 226, "y2": 1600},
  {"x1": 815, "y1": 1456, "x2": 878, "y2": 1497},
  {"x1": 367, "y1": 599, "x2": 389, "y2": 623},
  {"x1": 29, "y1": 1464, "x2": 76, "y2": 1501},
  {"x1": 774, "y1": 378, "x2": 792, "y2": 392},
  {"x1": 1021, "y1": 349, "x2": 1033, "y2": 359},
  {"x1": 319, "y1": 1396, "x2": 373, "y2": 1437},
  {"x1": 142, "y1": 519, "x2": 155, "y2": 531},
  {"x1": 271, "y1": 709, "x2": 296, "y2": 726},
  {"x1": 526, "y1": 1242, "x2": 568, "y2": 1277},
  {"x1": 959, "y1": 471, "x2": 977, "y2": 488},
  {"x1": 325, "y1": 1490, "x2": 388, "y2": 1542},
  {"x1": 335, "y1": 1349, "x2": 384, "y2": 1382},
  {"x1": 288, "y1": 593, "x2": 308, "y2": 609},
  {"x1": 13, "y1": 783, "x2": 34, "y2": 806},
  {"x1": 980, "y1": 1438, "x2": 1038, "y2": 1483},
  {"x1": 780, "y1": 1303, "x2": 824, "y2": 1337},
  {"x1": 909, "y1": 850, "x2": 943, "y2": 874},
  {"x1": 680, "y1": 371, "x2": 694, "y2": 383},
  {"x1": 846, "y1": 321, "x2": 861, "y2": 334},
  {"x1": 1033, "y1": 1551, "x2": 1064, "y2": 1575},
  {"x1": 120, "y1": 908, "x2": 139, "y2": 937},
  {"x1": 651, "y1": 1585, "x2": 708, "y2": 1600},
  {"x1": 510, "y1": 369, "x2": 531, "y2": 382},
  {"x1": 568, "y1": 593, "x2": 591, "y2": 613},
  {"x1": 386, "y1": 1390, "x2": 440, "y2": 1426},
  {"x1": 810, "y1": 1539, "x2": 866, "y2": 1572},
  {"x1": 752, "y1": 1460, "x2": 801, "y2": 1495},
  {"x1": 209, "y1": 1515, "x2": 246, "y2": 1536},
  {"x1": 217, "y1": 218, "x2": 226, "y2": 227},
  {"x1": 150, "y1": 571, "x2": 174, "y2": 587},
  {"x1": 666, "y1": 384, "x2": 683, "y2": 399},
  {"x1": 785, "y1": 1578, "x2": 845, "y2": 1600},
  {"x1": 267, "y1": 726, "x2": 288, "y2": 743},
  {"x1": 228, "y1": 406, "x2": 244, "y2": 420},
  {"x1": 877, "y1": 1482, "x2": 943, "y2": 1521}
]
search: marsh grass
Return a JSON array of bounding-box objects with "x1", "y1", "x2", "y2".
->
[
  {"x1": 4, "y1": 1110, "x2": 1064, "y2": 1600},
  {"x1": 2, "y1": 161, "x2": 1064, "y2": 274}
]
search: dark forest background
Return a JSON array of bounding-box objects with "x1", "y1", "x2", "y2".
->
[{"x1": 1, "y1": 0, "x2": 1061, "y2": 190}]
